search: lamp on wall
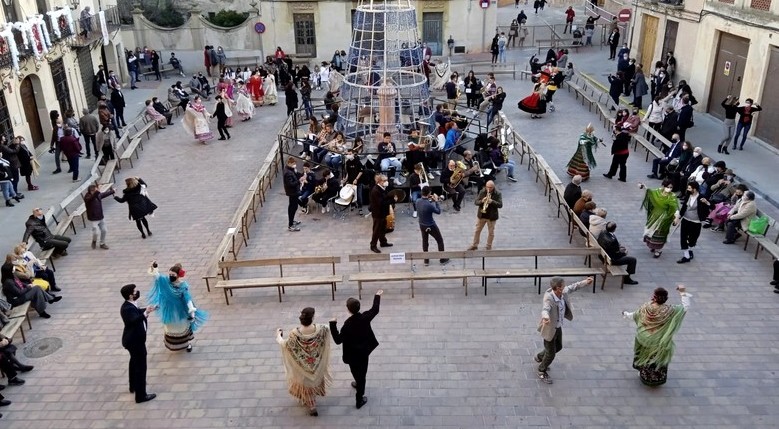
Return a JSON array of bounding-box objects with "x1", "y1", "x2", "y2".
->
[{"x1": 70, "y1": 0, "x2": 80, "y2": 10}]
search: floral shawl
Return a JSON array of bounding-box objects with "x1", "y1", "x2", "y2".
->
[
  {"x1": 632, "y1": 302, "x2": 687, "y2": 366},
  {"x1": 278, "y1": 324, "x2": 332, "y2": 402}
]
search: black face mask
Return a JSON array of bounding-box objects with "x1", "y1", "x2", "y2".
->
[
  {"x1": 169, "y1": 275, "x2": 178, "y2": 283},
  {"x1": 133, "y1": 290, "x2": 141, "y2": 301}
]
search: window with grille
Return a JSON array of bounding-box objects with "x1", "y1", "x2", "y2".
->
[
  {"x1": 750, "y1": 0, "x2": 771, "y2": 10},
  {"x1": 0, "y1": 89, "x2": 14, "y2": 142}
]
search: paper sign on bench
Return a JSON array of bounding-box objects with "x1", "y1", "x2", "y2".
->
[{"x1": 389, "y1": 253, "x2": 406, "y2": 264}]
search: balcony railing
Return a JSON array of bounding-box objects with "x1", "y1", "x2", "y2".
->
[{"x1": 71, "y1": 6, "x2": 121, "y2": 48}]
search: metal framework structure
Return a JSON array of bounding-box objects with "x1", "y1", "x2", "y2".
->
[{"x1": 337, "y1": 0, "x2": 431, "y2": 145}]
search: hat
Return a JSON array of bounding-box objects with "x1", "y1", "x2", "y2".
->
[{"x1": 724, "y1": 169, "x2": 734, "y2": 175}]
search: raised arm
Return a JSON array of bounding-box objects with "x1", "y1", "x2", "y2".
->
[{"x1": 563, "y1": 277, "x2": 594, "y2": 294}]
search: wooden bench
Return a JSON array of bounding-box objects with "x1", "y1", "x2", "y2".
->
[
  {"x1": 118, "y1": 137, "x2": 143, "y2": 169},
  {"x1": 57, "y1": 176, "x2": 98, "y2": 234},
  {"x1": 566, "y1": 206, "x2": 629, "y2": 289},
  {"x1": 469, "y1": 248, "x2": 603, "y2": 295},
  {"x1": 98, "y1": 159, "x2": 118, "y2": 184},
  {"x1": 141, "y1": 65, "x2": 177, "y2": 80},
  {"x1": 349, "y1": 252, "x2": 474, "y2": 298},
  {"x1": 632, "y1": 133, "x2": 664, "y2": 162},
  {"x1": 206, "y1": 257, "x2": 342, "y2": 304},
  {"x1": 743, "y1": 215, "x2": 779, "y2": 260},
  {"x1": 0, "y1": 302, "x2": 32, "y2": 343},
  {"x1": 136, "y1": 120, "x2": 156, "y2": 140}
]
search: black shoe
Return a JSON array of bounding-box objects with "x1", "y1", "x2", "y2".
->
[
  {"x1": 534, "y1": 354, "x2": 542, "y2": 363},
  {"x1": 18, "y1": 365, "x2": 34, "y2": 373},
  {"x1": 689, "y1": 250, "x2": 694, "y2": 260},
  {"x1": 723, "y1": 240, "x2": 735, "y2": 244},
  {"x1": 624, "y1": 277, "x2": 639, "y2": 285},
  {"x1": 8, "y1": 377, "x2": 25, "y2": 386},
  {"x1": 0, "y1": 400, "x2": 10, "y2": 406},
  {"x1": 49, "y1": 296, "x2": 63, "y2": 303},
  {"x1": 129, "y1": 387, "x2": 134, "y2": 393},
  {"x1": 537, "y1": 371, "x2": 552, "y2": 384},
  {"x1": 136, "y1": 393, "x2": 156, "y2": 403},
  {"x1": 602, "y1": 174, "x2": 612, "y2": 179},
  {"x1": 646, "y1": 174, "x2": 658, "y2": 179},
  {"x1": 677, "y1": 257, "x2": 691, "y2": 264},
  {"x1": 308, "y1": 408, "x2": 318, "y2": 416},
  {"x1": 723, "y1": 148, "x2": 730, "y2": 155},
  {"x1": 771, "y1": 280, "x2": 778, "y2": 286},
  {"x1": 147, "y1": 231, "x2": 153, "y2": 237},
  {"x1": 379, "y1": 242, "x2": 393, "y2": 248},
  {"x1": 774, "y1": 290, "x2": 779, "y2": 294},
  {"x1": 5, "y1": 201, "x2": 13, "y2": 207},
  {"x1": 142, "y1": 232, "x2": 147, "y2": 239},
  {"x1": 14, "y1": 193, "x2": 24, "y2": 200},
  {"x1": 356, "y1": 396, "x2": 368, "y2": 409},
  {"x1": 717, "y1": 146, "x2": 722, "y2": 153},
  {"x1": 186, "y1": 344, "x2": 192, "y2": 353},
  {"x1": 370, "y1": 247, "x2": 381, "y2": 253},
  {"x1": 218, "y1": 137, "x2": 226, "y2": 140},
  {"x1": 351, "y1": 381, "x2": 357, "y2": 389},
  {"x1": 38, "y1": 311, "x2": 51, "y2": 319},
  {"x1": 440, "y1": 259, "x2": 450, "y2": 265},
  {"x1": 52, "y1": 169, "x2": 62, "y2": 174},
  {"x1": 618, "y1": 178, "x2": 626, "y2": 182}
]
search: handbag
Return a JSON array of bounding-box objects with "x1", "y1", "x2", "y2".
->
[{"x1": 747, "y1": 215, "x2": 769, "y2": 236}]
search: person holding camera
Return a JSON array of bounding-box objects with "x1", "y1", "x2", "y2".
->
[{"x1": 416, "y1": 187, "x2": 449, "y2": 266}]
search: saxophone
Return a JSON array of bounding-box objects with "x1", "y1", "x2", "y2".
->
[{"x1": 481, "y1": 191, "x2": 492, "y2": 214}]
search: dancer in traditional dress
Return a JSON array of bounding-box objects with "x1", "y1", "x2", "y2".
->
[
  {"x1": 147, "y1": 261, "x2": 208, "y2": 352},
  {"x1": 622, "y1": 285, "x2": 691, "y2": 386},
  {"x1": 264, "y1": 73, "x2": 278, "y2": 106},
  {"x1": 517, "y1": 81, "x2": 548, "y2": 119},
  {"x1": 182, "y1": 96, "x2": 214, "y2": 143},
  {"x1": 248, "y1": 71, "x2": 264, "y2": 106},
  {"x1": 566, "y1": 123, "x2": 603, "y2": 180},
  {"x1": 276, "y1": 307, "x2": 332, "y2": 416},
  {"x1": 639, "y1": 179, "x2": 679, "y2": 258},
  {"x1": 234, "y1": 80, "x2": 255, "y2": 121}
]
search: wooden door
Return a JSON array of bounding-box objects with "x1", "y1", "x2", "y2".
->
[
  {"x1": 422, "y1": 12, "x2": 443, "y2": 56},
  {"x1": 707, "y1": 33, "x2": 749, "y2": 119},
  {"x1": 639, "y1": 14, "x2": 658, "y2": 73},
  {"x1": 20, "y1": 77, "x2": 45, "y2": 147},
  {"x1": 662, "y1": 20, "x2": 678, "y2": 60},
  {"x1": 755, "y1": 46, "x2": 778, "y2": 148},
  {"x1": 293, "y1": 14, "x2": 316, "y2": 58}
]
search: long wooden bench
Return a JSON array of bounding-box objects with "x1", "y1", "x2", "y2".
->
[
  {"x1": 0, "y1": 302, "x2": 32, "y2": 343},
  {"x1": 632, "y1": 132, "x2": 664, "y2": 162},
  {"x1": 118, "y1": 137, "x2": 143, "y2": 169},
  {"x1": 349, "y1": 252, "x2": 474, "y2": 299},
  {"x1": 207, "y1": 257, "x2": 342, "y2": 304},
  {"x1": 743, "y1": 214, "x2": 779, "y2": 260},
  {"x1": 566, "y1": 205, "x2": 629, "y2": 289},
  {"x1": 469, "y1": 248, "x2": 602, "y2": 295}
]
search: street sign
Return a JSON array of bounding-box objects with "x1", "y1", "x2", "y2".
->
[
  {"x1": 618, "y1": 9, "x2": 632, "y2": 22},
  {"x1": 480, "y1": 0, "x2": 490, "y2": 9},
  {"x1": 254, "y1": 22, "x2": 266, "y2": 34}
]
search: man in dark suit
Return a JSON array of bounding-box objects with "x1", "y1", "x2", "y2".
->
[
  {"x1": 330, "y1": 290, "x2": 383, "y2": 409},
  {"x1": 602, "y1": 124, "x2": 632, "y2": 182},
  {"x1": 212, "y1": 96, "x2": 230, "y2": 140},
  {"x1": 368, "y1": 174, "x2": 396, "y2": 253},
  {"x1": 110, "y1": 88, "x2": 127, "y2": 127},
  {"x1": 648, "y1": 133, "x2": 681, "y2": 180},
  {"x1": 597, "y1": 222, "x2": 639, "y2": 285},
  {"x1": 120, "y1": 284, "x2": 156, "y2": 404}
]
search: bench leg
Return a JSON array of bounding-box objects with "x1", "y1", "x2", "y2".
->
[
  {"x1": 204, "y1": 278, "x2": 211, "y2": 292},
  {"x1": 224, "y1": 288, "x2": 230, "y2": 305},
  {"x1": 277, "y1": 286, "x2": 283, "y2": 302},
  {"x1": 331, "y1": 283, "x2": 336, "y2": 301},
  {"x1": 620, "y1": 276, "x2": 625, "y2": 290},
  {"x1": 601, "y1": 274, "x2": 607, "y2": 291},
  {"x1": 26, "y1": 313, "x2": 31, "y2": 330},
  {"x1": 19, "y1": 325, "x2": 26, "y2": 343},
  {"x1": 592, "y1": 275, "x2": 597, "y2": 293},
  {"x1": 537, "y1": 277, "x2": 542, "y2": 295},
  {"x1": 464, "y1": 277, "x2": 468, "y2": 296},
  {"x1": 411, "y1": 279, "x2": 415, "y2": 298}
]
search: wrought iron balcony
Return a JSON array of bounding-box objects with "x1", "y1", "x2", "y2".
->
[{"x1": 70, "y1": 6, "x2": 121, "y2": 48}]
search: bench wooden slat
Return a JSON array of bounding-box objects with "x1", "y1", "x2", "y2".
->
[
  {"x1": 0, "y1": 302, "x2": 32, "y2": 343},
  {"x1": 214, "y1": 275, "x2": 342, "y2": 304},
  {"x1": 219, "y1": 256, "x2": 340, "y2": 269}
]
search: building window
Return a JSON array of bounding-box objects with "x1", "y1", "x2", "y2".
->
[
  {"x1": 293, "y1": 13, "x2": 316, "y2": 57},
  {"x1": 0, "y1": 89, "x2": 14, "y2": 142},
  {"x1": 50, "y1": 58, "x2": 73, "y2": 114},
  {"x1": 750, "y1": 0, "x2": 771, "y2": 10},
  {"x1": 3, "y1": 2, "x2": 19, "y2": 23}
]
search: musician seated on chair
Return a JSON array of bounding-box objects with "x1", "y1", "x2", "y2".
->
[
  {"x1": 404, "y1": 138, "x2": 427, "y2": 175},
  {"x1": 298, "y1": 162, "x2": 318, "y2": 213},
  {"x1": 351, "y1": 136, "x2": 364, "y2": 155},
  {"x1": 434, "y1": 104, "x2": 452, "y2": 133},
  {"x1": 323, "y1": 132, "x2": 347, "y2": 173},
  {"x1": 488, "y1": 139, "x2": 518, "y2": 182},
  {"x1": 462, "y1": 150, "x2": 487, "y2": 192},
  {"x1": 312, "y1": 168, "x2": 340, "y2": 214},
  {"x1": 312, "y1": 123, "x2": 336, "y2": 165},
  {"x1": 378, "y1": 132, "x2": 403, "y2": 179},
  {"x1": 343, "y1": 149, "x2": 365, "y2": 215},
  {"x1": 440, "y1": 159, "x2": 466, "y2": 212},
  {"x1": 444, "y1": 122, "x2": 466, "y2": 158},
  {"x1": 409, "y1": 163, "x2": 430, "y2": 218}
]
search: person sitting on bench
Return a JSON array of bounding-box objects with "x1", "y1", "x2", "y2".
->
[{"x1": 597, "y1": 222, "x2": 639, "y2": 285}]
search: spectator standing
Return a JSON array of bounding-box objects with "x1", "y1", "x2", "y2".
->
[
  {"x1": 732, "y1": 98, "x2": 762, "y2": 151},
  {"x1": 79, "y1": 108, "x2": 100, "y2": 159},
  {"x1": 563, "y1": 6, "x2": 575, "y2": 34},
  {"x1": 84, "y1": 183, "x2": 116, "y2": 249},
  {"x1": 58, "y1": 128, "x2": 82, "y2": 182},
  {"x1": 111, "y1": 88, "x2": 128, "y2": 127}
]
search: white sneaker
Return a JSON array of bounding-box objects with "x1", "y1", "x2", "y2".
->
[
  {"x1": 412, "y1": 211, "x2": 418, "y2": 218},
  {"x1": 427, "y1": 173, "x2": 435, "y2": 180},
  {"x1": 326, "y1": 205, "x2": 331, "y2": 213},
  {"x1": 321, "y1": 207, "x2": 326, "y2": 214}
]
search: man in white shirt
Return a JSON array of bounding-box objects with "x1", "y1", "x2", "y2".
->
[{"x1": 535, "y1": 276, "x2": 594, "y2": 383}]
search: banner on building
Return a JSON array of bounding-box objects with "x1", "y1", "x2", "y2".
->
[{"x1": 99, "y1": 11, "x2": 109, "y2": 46}]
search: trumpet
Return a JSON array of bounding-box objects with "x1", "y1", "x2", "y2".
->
[
  {"x1": 481, "y1": 191, "x2": 492, "y2": 214},
  {"x1": 473, "y1": 160, "x2": 484, "y2": 178}
]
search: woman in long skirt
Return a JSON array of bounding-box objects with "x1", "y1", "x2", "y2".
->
[
  {"x1": 517, "y1": 82, "x2": 547, "y2": 119},
  {"x1": 182, "y1": 96, "x2": 214, "y2": 143},
  {"x1": 566, "y1": 123, "x2": 601, "y2": 180},
  {"x1": 622, "y1": 285, "x2": 691, "y2": 386},
  {"x1": 639, "y1": 179, "x2": 679, "y2": 258},
  {"x1": 234, "y1": 80, "x2": 255, "y2": 121},
  {"x1": 264, "y1": 73, "x2": 278, "y2": 106},
  {"x1": 276, "y1": 307, "x2": 332, "y2": 416},
  {"x1": 248, "y1": 72, "x2": 264, "y2": 106},
  {"x1": 147, "y1": 262, "x2": 208, "y2": 352}
]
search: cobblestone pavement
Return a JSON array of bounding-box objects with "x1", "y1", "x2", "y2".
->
[{"x1": 1, "y1": 5, "x2": 778, "y2": 428}]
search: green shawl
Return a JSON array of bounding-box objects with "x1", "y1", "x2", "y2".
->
[
  {"x1": 578, "y1": 132, "x2": 599, "y2": 168},
  {"x1": 641, "y1": 188, "x2": 679, "y2": 237},
  {"x1": 632, "y1": 303, "x2": 687, "y2": 366}
]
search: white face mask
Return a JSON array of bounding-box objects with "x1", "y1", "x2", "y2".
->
[
  {"x1": 35, "y1": 215, "x2": 44, "y2": 220},
  {"x1": 693, "y1": 152, "x2": 701, "y2": 157},
  {"x1": 664, "y1": 187, "x2": 673, "y2": 193},
  {"x1": 346, "y1": 155, "x2": 354, "y2": 161}
]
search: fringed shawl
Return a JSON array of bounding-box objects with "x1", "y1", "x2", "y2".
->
[
  {"x1": 147, "y1": 275, "x2": 208, "y2": 332},
  {"x1": 632, "y1": 302, "x2": 687, "y2": 366},
  {"x1": 641, "y1": 188, "x2": 679, "y2": 238},
  {"x1": 578, "y1": 132, "x2": 599, "y2": 168},
  {"x1": 278, "y1": 324, "x2": 332, "y2": 400}
]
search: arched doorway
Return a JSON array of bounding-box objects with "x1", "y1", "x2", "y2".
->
[{"x1": 20, "y1": 76, "x2": 45, "y2": 147}]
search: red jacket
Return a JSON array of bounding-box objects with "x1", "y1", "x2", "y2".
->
[{"x1": 59, "y1": 135, "x2": 82, "y2": 158}]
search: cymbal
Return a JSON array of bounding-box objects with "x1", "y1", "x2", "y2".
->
[{"x1": 387, "y1": 189, "x2": 406, "y2": 202}]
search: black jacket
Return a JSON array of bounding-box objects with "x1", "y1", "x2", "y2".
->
[
  {"x1": 121, "y1": 301, "x2": 147, "y2": 351},
  {"x1": 475, "y1": 189, "x2": 503, "y2": 221},
  {"x1": 677, "y1": 105, "x2": 694, "y2": 129},
  {"x1": 110, "y1": 90, "x2": 126, "y2": 109},
  {"x1": 679, "y1": 193, "x2": 711, "y2": 222},
  {"x1": 114, "y1": 180, "x2": 157, "y2": 220},
  {"x1": 369, "y1": 184, "x2": 392, "y2": 219},
  {"x1": 597, "y1": 231, "x2": 626, "y2": 260},
  {"x1": 660, "y1": 111, "x2": 679, "y2": 139},
  {"x1": 153, "y1": 101, "x2": 169, "y2": 115},
  {"x1": 84, "y1": 189, "x2": 115, "y2": 221},
  {"x1": 283, "y1": 166, "x2": 302, "y2": 196},
  {"x1": 329, "y1": 294, "x2": 380, "y2": 364},
  {"x1": 564, "y1": 183, "x2": 582, "y2": 209},
  {"x1": 23, "y1": 215, "x2": 53, "y2": 245},
  {"x1": 213, "y1": 101, "x2": 228, "y2": 120}
]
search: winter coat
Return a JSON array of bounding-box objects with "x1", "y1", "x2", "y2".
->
[
  {"x1": 114, "y1": 180, "x2": 157, "y2": 220},
  {"x1": 84, "y1": 188, "x2": 115, "y2": 221},
  {"x1": 79, "y1": 113, "x2": 100, "y2": 135},
  {"x1": 632, "y1": 71, "x2": 648, "y2": 97}
]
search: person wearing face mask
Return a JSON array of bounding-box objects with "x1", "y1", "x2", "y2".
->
[
  {"x1": 669, "y1": 142, "x2": 694, "y2": 192},
  {"x1": 96, "y1": 126, "x2": 116, "y2": 165},
  {"x1": 674, "y1": 182, "x2": 710, "y2": 264},
  {"x1": 23, "y1": 208, "x2": 71, "y2": 257},
  {"x1": 701, "y1": 160, "x2": 727, "y2": 197},
  {"x1": 718, "y1": 96, "x2": 738, "y2": 154},
  {"x1": 623, "y1": 108, "x2": 641, "y2": 133},
  {"x1": 638, "y1": 179, "x2": 679, "y2": 258},
  {"x1": 368, "y1": 174, "x2": 396, "y2": 253},
  {"x1": 603, "y1": 123, "x2": 631, "y2": 182},
  {"x1": 120, "y1": 283, "x2": 156, "y2": 403},
  {"x1": 647, "y1": 133, "x2": 682, "y2": 180},
  {"x1": 723, "y1": 191, "x2": 757, "y2": 245},
  {"x1": 146, "y1": 262, "x2": 208, "y2": 353},
  {"x1": 707, "y1": 183, "x2": 746, "y2": 231},
  {"x1": 631, "y1": 65, "x2": 648, "y2": 109},
  {"x1": 732, "y1": 98, "x2": 763, "y2": 151}
]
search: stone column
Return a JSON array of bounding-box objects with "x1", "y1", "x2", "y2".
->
[
  {"x1": 189, "y1": 6, "x2": 204, "y2": 51},
  {"x1": 376, "y1": 80, "x2": 398, "y2": 139}
]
